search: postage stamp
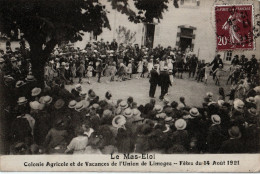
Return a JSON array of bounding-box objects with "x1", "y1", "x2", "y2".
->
[{"x1": 215, "y1": 4, "x2": 254, "y2": 51}]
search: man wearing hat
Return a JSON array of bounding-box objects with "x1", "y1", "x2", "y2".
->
[
  {"x1": 231, "y1": 55, "x2": 239, "y2": 66},
  {"x1": 158, "y1": 66, "x2": 172, "y2": 100},
  {"x1": 210, "y1": 54, "x2": 223, "y2": 80},
  {"x1": 207, "y1": 115, "x2": 225, "y2": 153},
  {"x1": 149, "y1": 65, "x2": 159, "y2": 98},
  {"x1": 219, "y1": 126, "x2": 244, "y2": 153}
]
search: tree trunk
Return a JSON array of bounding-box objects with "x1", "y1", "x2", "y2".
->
[{"x1": 29, "y1": 43, "x2": 46, "y2": 88}]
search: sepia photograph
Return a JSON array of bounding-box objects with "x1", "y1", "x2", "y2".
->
[{"x1": 0, "y1": 0, "x2": 260, "y2": 172}]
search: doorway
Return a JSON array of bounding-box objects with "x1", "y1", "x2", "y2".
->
[
  {"x1": 145, "y1": 24, "x2": 155, "y2": 48},
  {"x1": 179, "y1": 37, "x2": 192, "y2": 51}
]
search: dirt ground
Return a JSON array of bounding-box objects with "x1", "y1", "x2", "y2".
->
[{"x1": 66, "y1": 72, "x2": 231, "y2": 108}]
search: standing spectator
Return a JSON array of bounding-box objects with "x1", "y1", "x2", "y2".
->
[
  {"x1": 158, "y1": 67, "x2": 172, "y2": 100},
  {"x1": 149, "y1": 65, "x2": 159, "y2": 98}
]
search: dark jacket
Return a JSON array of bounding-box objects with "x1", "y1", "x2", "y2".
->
[
  {"x1": 219, "y1": 138, "x2": 244, "y2": 153},
  {"x1": 158, "y1": 71, "x2": 171, "y2": 87},
  {"x1": 149, "y1": 69, "x2": 159, "y2": 84},
  {"x1": 210, "y1": 57, "x2": 223, "y2": 71}
]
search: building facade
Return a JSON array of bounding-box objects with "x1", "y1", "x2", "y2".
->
[{"x1": 74, "y1": 0, "x2": 260, "y2": 63}]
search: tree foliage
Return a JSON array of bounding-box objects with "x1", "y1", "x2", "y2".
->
[
  {"x1": 129, "y1": 0, "x2": 170, "y2": 23},
  {"x1": 0, "y1": 0, "x2": 176, "y2": 85}
]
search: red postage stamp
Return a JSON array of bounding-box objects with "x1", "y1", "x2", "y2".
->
[{"x1": 215, "y1": 5, "x2": 254, "y2": 51}]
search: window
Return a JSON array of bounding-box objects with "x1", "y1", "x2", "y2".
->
[
  {"x1": 226, "y1": 51, "x2": 232, "y2": 61},
  {"x1": 180, "y1": 0, "x2": 200, "y2": 7}
]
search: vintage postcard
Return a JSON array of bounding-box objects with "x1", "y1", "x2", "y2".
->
[{"x1": 0, "y1": 0, "x2": 259, "y2": 172}]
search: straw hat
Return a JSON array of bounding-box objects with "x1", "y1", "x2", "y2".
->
[
  {"x1": 211, "y1": 115, "x2": 221, "y2": 124},
  {"x1": 247, "y1": 108, "x2": 257, "y2": 116},
  {"x1": 206, "y1": 92, "x2": 213, "y2": 98},
  {"x1": 103, "y1": 109, "x2": 112, "y2": 117},
  {"x1": 175, "y1": 119, "x2": 187, "y2": 130},
  {"x1": 31, "y1": 88, "x2": 41, "y2": 97},
  {"x1": 75, "y1": 102, "x2": 84, "y2": 112},
  {"x1": 132, "y1": 109, "x2": 144, "y2": 122},
  {"x1": 189, "y1": 108, "x2": 200, "y2": 117},
  {"x1": 0, "y1": 58, "x2": 5, "y2": 63},
  {"x1": 68, "y1": 100, "x2": 77, "y2": 108},
  {"x1": 119, "y1": 101, "x2": 128, "y2": 109},
  {"x1": 234, "y1": 99, "x2": 244, "y2": 111},
  {"x1": 75, "y1": 84, "x2": 82, "y2": 91},
  {"x1": 25, "y1": 75, "x2": 36, "y2": 82},
  {"x1": 154, "y1": 105, "x2": 163, "y2": 113},
  {"x1": 15, "y1": 80, "x2": 26, "y2": 88},
  {"x1": 17, "y1": 97, "x2": 27, "y2": 105},
  {"x1": 123, "y1": 108, "x2": 133, "y2": 118},
  {"x1": 246, "y1": 97, "x2": 255, "y2": 103},
  {"x1": 163, "y1": 97, "x2": 170, "y2": 104},
  {"x1": 91, "y1": 103, "x2": 100, "y2": 109},
  {"x1": 217, "y1": 100, "x2": 225, "y2": 107},
  {"x1": 29, "y1": 101, "x2": 40, "y2": 110},
  {"x1": 112, "y1": 115, "x2": 126, "y2": 128},
  {"x1": 43, "y1": 96, "x2": 53, "y2": 104}
]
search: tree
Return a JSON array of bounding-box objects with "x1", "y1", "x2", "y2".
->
[
  {"x1": 0, "y1": 0, "x2": 176, "y2": 86},
  {"x1": 0, "y1": 0, "x2": 112, "y2": 86}
]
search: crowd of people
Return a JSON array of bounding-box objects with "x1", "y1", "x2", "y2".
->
[{"x1": 0, "y1": 39, "x2": 260, "y2": 155}]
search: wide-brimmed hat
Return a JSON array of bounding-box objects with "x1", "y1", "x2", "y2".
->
[
  {"x1": 75, "y1": 101, "x2": 84, "y2": 112},
  {"x1": 165, "y1": 116, "x2": 173, "y2": 122},
  {"x1": 163, "y1": 66, "x2": 168, "y2": 70},
  {"x1": 246, "y1": 97, "x2": 255, "y2": 103},
  {"x1": 10, "y1": 57, "x2": 17, "y2": 62},
  {"x1": 253, "y1": 86, "x2": 260, "y2": 94},
  {"x1": 79, "y1": 92, "x2": 87, "y2": 97},
  {"x1": 103, "y1": 109, "x2": 112, "y2": 117},
  {"x1": 43, "y1": 96, "x2": 53, "y2": 104},
  {"x1": 112, "y1": 115, "x2": 126, "y2": 128},
  {"x1": 248, "y1": 108, "x2": 257, "y2": 116},
  {"x1": 25, "y1": 75, "x2": 36, "y2": 82},
  {"x1": 211, "y1": 114, "x2": 221, "y2": 124},
  {"x1": 15, "y1": 80, "x2": 26, "y2": 88},
  {"x1": 29, "y1": 101, "x2": 40, "y2": 110},
  {"x1": 75, "y1": 84, "x2": 82, "y2": 91},
  {"x1": 217, "y1": 100, "x2": 225, "y2": 107},
  {"x1": 163, "y1": 97, "x2": 170, "y2": 104},
  {"x1": 88, "y1": 91, "x2": 97, "y2": 100},
  {"x1": 17, "y1": 97, "x2": 27, "y2": 105},
  {"x1": 132, "y1": 109, "x2": 144, "y2": 122},
  {"x1": 31, "y1": 88, "x2": 41, "y2": 97},
  {"x1": 206, "y1": 92, "x2": 213, "y2": 97},
  {"x1": 228, "y1": 126, "x2": 241, "y2": 139},
  {"x1": 189, "y1": 108, "x2": 200, "y2": 117},
  {"x1": 234, "y1": 99, "x2": 244, "y2": 111},
  {"x1": 68, "y1": 100, "x2": 77, "y2": 108},
  {"x1": 39, "y1": 96, "x2": 45, "y2": 104},
  {"x1": 123, "y1": 108, "x2": 133, "y2": 118},
  {"x1": 154, "y1": 105, "x2": 163, "y2": 113},
  {"x1": 119, "y1": 101, "x2": 128, "y2": 109},
  {"x1": 132, "y1": 108, "x2": 141, "y2": 117},
  {"x1": 91, "y1": 103, "x2": 100, "y2": 109},
  {"x1": 54, "y1": 99, "x2": 65, "y2": 110},
  {"x1": 0, "y1": 58, "x2": 5, "y2": 63},
  {"x1": 175, "y1": 119, "x2": 187, "y2": 130}
]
